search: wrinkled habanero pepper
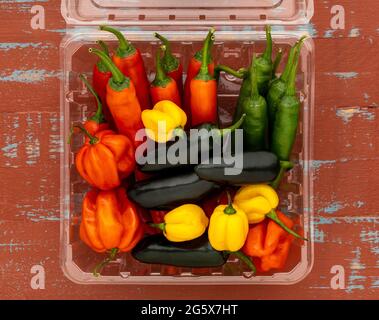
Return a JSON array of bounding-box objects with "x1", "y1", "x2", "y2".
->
[
  {"x1": 74, "y1": 127, "x2": 135, "y2": 190},
  {"x1": 79, "y1": 74, "x2": 109, "y2": 136},
  {"x1": 233, "y1": 184, "x2": 306, "y2": 240},
  {"x1": 150, "y1": 204, "x2": 209, "y2": 242},
  {"x1": 89, "y1": 48, "x2": 143, "y2": 146},
  {"x1": 100, "y1": 25, "x2": 151, "y2": 110},
  {"x1": 150, "y1": 46, "x2": 182, "y2": 107},
  {"x1": 242, "y1": 211, "x2": 294, "y2": 272},
  {"x1": 80, "y1": 188, "x2": 143, "y2": 276},
  {"x1": 141, "y1": 100, "x2": 187, "y2": 143}
]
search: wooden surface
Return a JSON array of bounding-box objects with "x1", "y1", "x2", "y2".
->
[{"x1": 0, "y1": 1, "x2": 378, "y2": 300}]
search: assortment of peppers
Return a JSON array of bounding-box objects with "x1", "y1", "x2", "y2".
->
[{"x1": 70, "y1": 25, "x2": 308, "y2": 277}]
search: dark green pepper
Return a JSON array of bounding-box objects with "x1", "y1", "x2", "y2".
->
[
  {"x1": 233, "y1": 25, "x2": 273, "y2": 122},
  {"x1": 138, "y1": 114, "x2": 245, "y2": 173},
  {"x1": 128, "y1": 170, "x2": 219, "y2": 209},
  {"x1": 270, "y1": 45, "x2": 301, "y2": 162},
  {"x1": 132, "y1": 234, "x2": 229, "y2": 268},
  {"x1": 194, "y1": 151, "x2": 279, "y2": 185},
  {"x1": 241, "y1": 56, "x2": 268, "y2": 151},
  {"x1": 267, "y1": 37, "x2": 305, "y2": 138}
]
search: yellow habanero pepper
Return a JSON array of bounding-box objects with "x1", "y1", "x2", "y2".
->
[
  {"x1": 234, "y1": 184, "x2": 279, "y2": 224},
  {"x1": 141, "y1": 100, "x2": 187, "y2": 143},
  {"x1": 151, "y1": 204, "x2": 208, "y2": 242},
  {"x1": 234, "y1": 184, "x2": 307, "y2": 240}
]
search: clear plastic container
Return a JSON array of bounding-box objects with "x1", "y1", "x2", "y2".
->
[{"x1": 60, "y1": 0, "x2": 315, "y2": 284}]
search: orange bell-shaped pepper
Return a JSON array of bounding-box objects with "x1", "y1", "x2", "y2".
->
[
  {"x1": 74, "y1": 127, "x2": 135, "y2": 190},
  {"x1": 80, "y1": 188, "x2": 144, "y2": 276}
]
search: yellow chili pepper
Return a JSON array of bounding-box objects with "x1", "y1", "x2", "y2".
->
[
  {"x1": 141, "y1": 100, "x2": 187, "y2": 142},
  {"x1": 234, "y1": 184, "x2": 307, "y2": 240},
  {"x1": 150, "y1": 204, "x2": 208, "y2": 242},
  {"x1": 234, "y1": 184, "x2": 279, "y2": 224}
]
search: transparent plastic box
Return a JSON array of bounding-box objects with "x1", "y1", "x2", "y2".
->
[{"x1": 60, "y1": 0, "x2": 315, "y2": 284}]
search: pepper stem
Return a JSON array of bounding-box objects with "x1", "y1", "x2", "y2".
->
[
  {"x1": 149, "y1": 223, "x2": 166, "y2": 232},
  {"x1": 219, "y1": 114, "x2": 246, "y2": 136},
  {"x1": 96, "y1": 40, "x2": 110, "y2": 57},
  {"x1": 152, "y1": 46, "x2": 170, "y2": 87},
  {"x1": 282, "y1": 36, "x2": 306, "y2": 82},
  {"x1": 224, "y1": 191, "x2": 237, "y2": 215},
  {"x1": 72, "y1": 125, "x2": 99, "y2": 145},
  {"x1": 262, "y1": 25, "x2": 272, "y2": 61},
  {"x1": 93, "y1": 248, "x2": 119, "y2": 277},
  {"x1": 100, "y1": 25, "x2": 135, "y2": 57},
  {"x1": 89, "y1": 48, "x2": 125, "y2": 85},
  {"x1": 154, "y1": 33, "x2": 179, "y2": 72},
  {"x1": 214, "y1": 65, "x2": 246, "y2": 81},
  {"x1": 233, "y1": 250, "x2": 256, "y2": 273},
  {"x1": 285, "y1": 49, "x2": 300, "y2": 96},
  {"x1": 196, "y1": 28, "x2": 215, "y2": 79},
  {"x1": 266, "y1": 210, "x2": 308, "y2": 241},
  {"x1": 272, "y1": 48, "x2": 283, "y2": 78},
  {"x1": 79, "y1": 74, "x2": 105, "y2": 124},
  {"x1": 250, "y1": 55, "x2": 259, "y2": 98},
  {"x1": 270, "y1": 161, "x2": 294, "y2": 189}
]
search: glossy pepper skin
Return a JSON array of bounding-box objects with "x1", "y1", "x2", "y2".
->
[
  {"x1": 89, "y1": 48, "x2": 143, "y2": 146},
  {"x1": 100, "y1": 26, "x2": 151, "y2": 111},
  {"x1": 233, "y1": 25, "x2": 273, "y2": 122},
  {"x1": 92, "y1": 40, "x2": 113, "y2": 125},
  {"x1": 268, "y1": 37, "x2": 305, "y2": 137},
  {"x1": 241, "y1": 56, "x2": 268, "y2": 151},
  {"x1": 190, "y1": 28, "x2": 217, "y2": 127},
  {"x1": 242, "y1": 211, "x2": 294, "y2": 272},
  {"x1": 233, "y1": 184, "x2": 279, "y2": 224},
  {"x1": 79, "y1": 74, "x2": 109, "y2": 136},
  {"x1": 151, "y1": 204, "x2": 209, "y2": 242},
  {"x1": 138, "y1": 114, "x2": 245, "y2": 173},
  {"x1": 75, "y1": 128, "x2": 135, "y2": 190},
  {"x1": 184, "y1": 29, "x2": 215, "y2": 124},
  {"x1": 132, "y1": 234, "x2": 229, "y2": 268},
  {"x1": 150, "y1": 46, "x2": 181, "y2": 107},
  {"x1": 154, "y1": 33, "x2": 183, "y2": 98},
  {"x1": 128, "y1": 170, "x2": 219, "y2": 210},
  {"x1": 195, "y1": 151, "x2": 280, "y2": 186},
  {"x1": 141, "y1": 100, "x2": 187, "y2": 143},
  {"x1": 80, "y1": 188, "x2": 143, "y2": 276},
  {"x1": 208, "y1": 201, "x2": 248, "y2": 252},
  {"x1": 271, "y1": 44, "x2": 301, "y2": 161}
]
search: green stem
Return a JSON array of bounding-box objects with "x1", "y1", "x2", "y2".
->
[
  {"x1": 89, "y1": 48, "x2": 125, "y2": 84},
  {"x1": 100, "y1": 25, "x2": 135, "y2": 57},
  {"x1": 93, "y1": 248, "x2": 119, "y2": 277},
  {"x1": 154, "y1": 33, "x2": 179, "y2": 72},
  {"x1": 152, "y1": 46, "x2": 170, "y2": 87},
  {"x1": 285, "y1": 49, "x2": 300, "y2": 96},
  {"x1": 214, "y1": 65, "x2": 246, "y2": 80},
  {"x1": 282, "y1": 36, "x2": 306, "y2": 82},
  {"x1": 219, "y1": 114, "x2": 246, "y2": 136},
  {"x1": 223, "y1": 191, "x2": 237, "y2": 215},
  {"x1": 266, "y1": 210, "x2": 308, "y2": 241},
  {"x1": 73, "y1": 125, "x2": 99, "y2": 145},
  {"x1": 96, "y1": 40, "x2": 110, "y2": 57},
  {"x1": 232, "y1": 251, "x2": 256, "y2": 273},
  {"x1": 272, "y1": 48, "x2": 283, "y2": 78},
  {"x1": 262, "y1": 25, "x2": 272, "y2": 61},
  {"x1": 270, "y1": 161, "x2": 293, "y2": 189},
  {"x1": 196, "y1": 28, "x2": 215, "y2": 80},
  {"x1": 250, "y1": 55, "x2": 259, "y2": 98},
  {"x1": 79, "y1": 74, "x2": 105, "y2": 124},
  {"x1": 149, "y1": 223, "x2": 166, "y2": 232}
]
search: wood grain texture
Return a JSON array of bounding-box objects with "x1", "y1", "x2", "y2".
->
[{"x1": 0, "y1": 0, "x2": 378, "y2": 299}]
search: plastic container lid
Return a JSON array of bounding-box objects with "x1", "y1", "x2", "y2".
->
[{"x1": 61, "y1": 0, "x2": 314, "y2": 26}]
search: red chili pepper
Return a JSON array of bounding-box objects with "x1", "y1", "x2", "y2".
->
[
  {"x1": 150, "y1": 46, "x2": 181, "y2": 107},
  {"x1": 100, "y1": 26, "x2": 151, "y2": 111},
  {"x1": 154, "y1": 33, "x2": 183, "y2": 97},
  {"x1": 190, "y1": 28, "x2": 217, "y2": 127},
  {"x1": 79, "y1": 74, "x2": 109, "y2": 136},
  {"x1": 89, "y1": 48, "x2": 143, "y2": 147},
  {"x1": 183, "y1": 29, "x2": 215, "y2": 124},
  {"x1": 91, "y1": 40, "x2": 114, "y2": 124}
]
